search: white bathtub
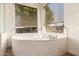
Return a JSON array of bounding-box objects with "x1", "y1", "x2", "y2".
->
[{"x1": 12, "y1": 33, "x2": 67, "y2": 56}]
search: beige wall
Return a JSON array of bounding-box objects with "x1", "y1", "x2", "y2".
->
[{"x1": 64, "y1": 3, "x2": 79, "y2": 55}]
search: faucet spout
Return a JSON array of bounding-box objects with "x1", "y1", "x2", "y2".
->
[
  {"x1": 48, "y1": 34, "x2": 57, "y2": 40},
  {"x1": 48, "y1": 35, "x2": 52, "y2": 40}
]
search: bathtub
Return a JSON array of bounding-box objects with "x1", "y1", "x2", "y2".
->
[{"x1": 12, "y1": 33, "x2": 67, "y2": 56}]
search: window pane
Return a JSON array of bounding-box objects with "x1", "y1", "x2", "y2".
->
[
  {"x1": 15, "y1": 4, "x2": 37, "y2": 33},
  {"x1": 45, "y1": 3, "x2": 64, "y2": 33}
]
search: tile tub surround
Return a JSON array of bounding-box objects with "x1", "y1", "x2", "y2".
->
[
  {"x1": 12, "y1": 33, "x2": 67, "y2": 56},
  {"x1": 12, "y1": 33, "x2": 67, "y2": 40}
]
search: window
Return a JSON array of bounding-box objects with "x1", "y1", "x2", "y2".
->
[
  {"x1": 15, "y1": 4, "x2": 37, "y2": 33},
  {"x1": 45, "y1": 3, "x2": 64, "y2": 33}
]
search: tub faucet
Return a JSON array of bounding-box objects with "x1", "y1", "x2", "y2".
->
[
  {"x1": 51, "y1": 35, "x2": 57, "y2": 39},
  {"x1": 48, "y1": 35, "x2": 51, "y2": 40},
  {"x1": 48, "y1": 35, "x2": 57, "y2": 40},
  {"x1": 51, "y1": 35, "x2": 55, "y2": 39}
]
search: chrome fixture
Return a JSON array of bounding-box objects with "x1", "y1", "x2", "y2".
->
[{"x1": 48, "y1": 35, "x2": 57, "y2": 40}]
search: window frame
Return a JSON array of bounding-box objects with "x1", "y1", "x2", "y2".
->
[{"x1": 14, "y1": 4, "x2": 38, "y2": 34}]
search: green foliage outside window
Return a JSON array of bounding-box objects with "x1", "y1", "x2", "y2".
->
[
  {"x1": 15, "y1": 4, "x2": 37, "y2": 17},
  {"x1": 44, "y1": 4, "x2": 54, "y2": 27}
]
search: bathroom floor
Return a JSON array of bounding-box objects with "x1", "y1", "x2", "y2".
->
[
  {"x1": 3, "y1": 47, "x2": 74, "y2": 56},
  {"x1": 63, "y1": 53, "x2": 74, "y2": 56},
  {"x1": 4, "y1": 47, "x2": 14, "y2": 56}
]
